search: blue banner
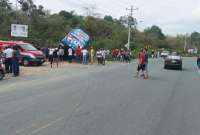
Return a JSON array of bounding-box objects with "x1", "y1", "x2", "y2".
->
[{"x1": 62, "y1": 28, "x2": 90, "y2": 50}]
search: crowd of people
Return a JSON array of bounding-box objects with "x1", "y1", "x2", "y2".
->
[
  {"x1": 0, "y1": 46, "x2": 20, "y2": 77},
  {"x1": 112, "y1": 48, "x2": 131, "y2": 63},
  {"x1": 1, "y1": 44, "x2": 200, "y2": 80},
  {"x1": 41, "y1": 46, "x2": 111, "y2": 67}
]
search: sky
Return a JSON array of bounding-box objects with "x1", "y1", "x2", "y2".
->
[{"x1": 11, "y1": 0, "x2": 200, "y2": 36}]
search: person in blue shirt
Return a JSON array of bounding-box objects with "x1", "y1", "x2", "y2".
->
[
  {"x1": 12, "y1": 46, "x2": 20, "y2": 77},
  {"x1": 197, "y1": 56, "x2": 200, "y2": 70}
]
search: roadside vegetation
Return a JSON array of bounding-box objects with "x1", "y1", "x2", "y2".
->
[{"x1": 0, "y1": 0, "x2": 200, "y2": 53}]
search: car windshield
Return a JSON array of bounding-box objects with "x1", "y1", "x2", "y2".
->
[
  {"x1": 19, "y1": 44, "x2": 37, "y2": 51},
  {"x1": 171, "y1": 52, "x2": 177, "y2": 55},
  {"x1": 163, "y1": 51, "x2": 169, "y2": 53},
  {"x1": 171, "y1": 52, "x2": 181, "y2": 56}
]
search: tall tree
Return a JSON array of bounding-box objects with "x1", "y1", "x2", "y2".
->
[
  {"x1": 59, "y1": 10, "x2": 74, "y2": 20},
  {"x1": 144, "y1": 25, "x2": 165, "y2": 40},
  {"x1": 0, "y1": 0, "x2": 11, "y2": 10},
  {"x1": 104, "y1": 16, "x2": 113, "y2": 22},
  {"x1": 191, "y1": 32, "x2": 200, "y2": 48}
]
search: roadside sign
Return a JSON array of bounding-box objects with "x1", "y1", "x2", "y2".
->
[
  {"x1": 11, "y1": 24, "x2": 28, "y2": 37},
  {"x1": 62, "y1": 28, "x2": 90, "y2": 50}
]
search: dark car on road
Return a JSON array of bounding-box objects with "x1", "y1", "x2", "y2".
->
[
  {"x1": 161, "y1": 50, "x2": 170, "y2": 58},
  {"x1": 164, "y1": 52, "x2": 182, "y2": 70}
]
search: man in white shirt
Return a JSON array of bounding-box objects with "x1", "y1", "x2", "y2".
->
[
  {"x1": 101, "y1": 49, "x2": 106, "y2": 65},
  {"x1": 3, "y1": 46, "x2": 14, "y2": 73},
  {"x1": 58, "y1": 47, "x2": 64, "y2": 61},
  {"x1": 68, "y1": 48, "x2": 73, "y2": 63},
  {"x1": 96, "y1": 50, "x2": 102, "y2": 65},
  {"x1": 82, "y1": 49, "x2": 88, "y2": 65}
]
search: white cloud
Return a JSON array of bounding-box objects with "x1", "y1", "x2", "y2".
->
[{"x1": 11, "y1": 0, "x2": 200, "y2": 35}]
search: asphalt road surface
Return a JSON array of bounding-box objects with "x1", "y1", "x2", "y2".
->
[{"x1": 0, "y1": 58, "x2": 199, "y2": 135}]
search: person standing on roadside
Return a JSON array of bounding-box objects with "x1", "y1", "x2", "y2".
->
[
  {"x1": 82, "y1": 48, "x2": 88, "y2": 65},
  {"x1": 12, "y1": 46, "x2": 20, "y2": 77},
  {"x1": 0, "y1": 48, "x2": 4, "y2": 61},
  {"x1": 68, "y1": 48, "x2": 73, "y2": 63},
  {"x1": 157, "y1": 51, "x2": 160, "y2": 58},
  {"x1": 197, "y1": 56, "x2": 200, "y2": 71},
  {"x1": 101, "y1": 48, "x2": 106, "y2": 65},
  {"x1": 49, "y1": 48, "x2": 54, "y2": 68},
  {"x1": 96, "y1": 49, "x2": 102, "y2": 65},
  {"x1": 128, "y1": 49, "x2": 132, "y2": 63},
  {"x1": 53, "y1": 48, "x2": 59, "y2": 68},
  {"x1": 58, "y1": 46, "x2": 64, "y2": 62},
  {"x1": 90, "y1": 47, "x2": 95, "y2": 65},
  {"x1": 0, "y1": 49, "x2": 5, "y2": 71},
  {"x1": 3, "y1": 46, "x2": 13, "y2": 73},
  {"x1": 151, "y1": 49, "x2": 155, "y2": 58},
  {"x1": 75, "y1": 46, "x2": 82, "y2": 63},
  {"x1": 144, "y1": 48, "x2": 149, "y2": 79}
]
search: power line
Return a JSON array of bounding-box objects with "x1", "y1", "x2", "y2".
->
[{"x1": 70, "y1": 0, "x2": 130, "y2": 17}]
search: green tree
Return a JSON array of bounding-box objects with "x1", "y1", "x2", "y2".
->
[
  {"x1": 144, "y1": 25, "x2": 165, "y2": 40},
  {"x1": 0, "y1": 0, "x2": 188, "y2": 51},
  {"x1": 104, "y1": 15, "x2": 113, "y2": 22},
  {"x1": 191, "y1": 32, "x2": 200, "y2": 48},
  {"x1": 59, "y1": 10, "x2": 74, "y2": 20}
]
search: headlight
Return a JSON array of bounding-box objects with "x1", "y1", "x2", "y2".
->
[{"x1": 28, "y1": 54, "x2": 36, "y2": 59}]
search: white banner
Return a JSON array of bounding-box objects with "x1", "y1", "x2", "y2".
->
[{"x1": 11, "y1": 24, "x2": 28, "y2": 37}]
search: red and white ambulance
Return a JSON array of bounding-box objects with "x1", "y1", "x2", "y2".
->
[{"x1": 0, "y1": 41, "x2": 45, "y2": 66}]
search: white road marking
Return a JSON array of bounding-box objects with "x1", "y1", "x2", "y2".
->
[
  {"x1": 27, "y1": 117, "x2": 65, "y2": 135},
  {"x1": 16, "y1": 124, "x2": 36, "y2": 134}
]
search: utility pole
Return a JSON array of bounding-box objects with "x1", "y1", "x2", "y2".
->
[
  {"x1": 126, "y1": 6, "x2": 138, "y2": 49},
  {"x1": 184, "y1": 33, "x2": 188, "y2": 53}
]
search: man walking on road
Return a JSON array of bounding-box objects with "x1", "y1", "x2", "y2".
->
[{"x1": 136, "y1": 49, "x2": 146, "y2": 78}]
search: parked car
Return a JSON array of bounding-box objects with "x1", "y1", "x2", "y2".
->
[
  {"x1": 0, "y1": 41, "x2": 45, "y2": 66},
  {"x1": 161, "y1": 50, "x2": 170, "y2": 58},
  {"x1": 0, "y1": 57, "x2": 5, "y2": 80},
  {"x1": 164, "y1": 53, "x2": 182, "y2": 70}
]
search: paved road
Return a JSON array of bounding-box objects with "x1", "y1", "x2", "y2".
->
[{"x1": 0, "y1": 58, "x2": 199, "y2": 135}]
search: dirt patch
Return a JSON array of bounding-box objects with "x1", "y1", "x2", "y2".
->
[{"x1": 20, "y1": 62, "x2": 84, "y2": 76}]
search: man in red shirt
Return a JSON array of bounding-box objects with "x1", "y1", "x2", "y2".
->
[
  {"x1": 136, "y1": 50, "x2": 146, "y2": 78},
  {"x1": 75, "y1": 46, "x2": 82, "y2": 63}
]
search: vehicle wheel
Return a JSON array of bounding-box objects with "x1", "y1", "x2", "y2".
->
[
  {"x1": 164, "y1": 65, "x2": 167, "y2": 69},
  {"x1": 23, "y1": 59, "x2": 29, "y2": 66},
  {"x1": 179, "y1": 65, "x2": 182, "y2": 70},
  {"x1": 37, "y1": 63, "x2": 42, "y2": 66},
  {"x1": 0, "y1": 72, "x2": 4, "y2": 80}
]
